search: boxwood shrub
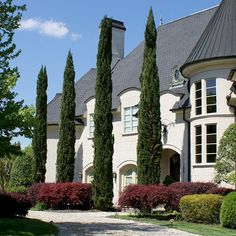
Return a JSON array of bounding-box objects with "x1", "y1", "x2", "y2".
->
[
  {"x1": 220, "y1": 191, "x2": 236, "y2": 229},
  {"x1": 180, "y1": 194, "x2": 223, "y2": 224},
  {"x1": 166, "y1": 182, "x2": 218, "y2": 211}
]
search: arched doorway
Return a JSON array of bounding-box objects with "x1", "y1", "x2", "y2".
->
[
  {"x1": 169, "y1": 153, "x2": 180, "y2": 181},
  {"x1": 161, "y1": 149, "x2": 180, "y2": 183}
]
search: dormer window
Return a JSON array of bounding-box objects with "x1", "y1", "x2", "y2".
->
[{"x1": 169, "y1": 65, "x2": 185, "y2": 89}]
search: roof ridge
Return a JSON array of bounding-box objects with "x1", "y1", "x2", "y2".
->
[{"x1": 159, "y1": 5, "x2": 218, "y2": 28}]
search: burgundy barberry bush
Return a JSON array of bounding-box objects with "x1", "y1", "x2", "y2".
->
[
  {"x1": 0, "y1": 192, "x2": 32, "y2": 217},
  {"x1": 118, "y1": 184, "x2": 169, "y2": 213},
  {"x1": 28, "y1": 183, "x2": 93, "y2": 210}
]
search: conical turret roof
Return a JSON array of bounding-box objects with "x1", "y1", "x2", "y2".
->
[{"x1": 181, "y1": 0, "x2": 236, "y2": 75}]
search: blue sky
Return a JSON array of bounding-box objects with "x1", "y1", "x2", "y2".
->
[{"x1": 13, "y1": 0, "x2": 221, "y2": 147}]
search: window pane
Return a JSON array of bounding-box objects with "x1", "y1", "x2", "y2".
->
[
  {"x1": 196, "y1": 145, "x2": 202, "y2": 154},
  {"x1": 125, "y1": 121, "x2": 131, "y2": 127},
  {"x1": 207, "y1": 96, "x2": 216, "y2": 105},
  {"x1": 196, "y1": 107, "x2": 202, "y2": 115},
  {"x1": 196, "y1": 155, "x2": 202, "y2": 163},
  {"x1": 196, "y1": 82, "x2": 201, "y2": 90},
  {"x1": 196, "y1": 126, "x2": 202, "y2": 135},
  {"x1": 206, "y1": 88, "x2": 216, "y2": 96},
  {"x1": 207, "y1": 154, "x2": 216, "y2": 163},
  {"x1": 125, "y1": 127, "x2": 131, "y2": 133},
  {"x1": 196, "y1": 136, "x2": 202, "y2": 144},
  {"x1": 196, "y1": 90, "x2": 202, "y2": 98},
  {"x1": 132, "y1": 106, "x2": 138, "y2": 114},
  {"x1": 207, "y1": 125, "x2": 216, "y2": 134},
  {"x1": 206, "y1": 79, "x2": 216, "y2": 88},
  {"x1": 207, "y1": 105, "x2": 216, "y2": 113},
  {"x1": 196, "y1": 99, "x2": 202, "y2": 107},
  {"x1": 132, "y1": 119, "x2": 138, "y2": 127},
  {"x1": 207, "y1": 135, "x2": 216, "y2": 143},
  {"x1": 207, "y1": 144, "x2": 217, "y2": 154}
]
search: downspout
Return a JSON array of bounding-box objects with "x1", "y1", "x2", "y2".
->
[
  {"x1": 183, "y1": 108, "x2": 191, "y2": 182},
  {"x1": 183, "y1": 79, "x2": 191, "y2": 182}
]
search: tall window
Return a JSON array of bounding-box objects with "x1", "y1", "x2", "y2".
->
[
  {"x1": 206, "y1": 124, "x2": 217, "y2": 163},
  {"x1": 89, "y1": 114, "x2": 94, "y2": 137},
  {"x1": 124, "y1": 105, "x2": 138, "y2": 133},
  {"x1": 195, "y1": 125, "x2": 202, "y2": 163},
  {"x1": 206, "y1": 79, "x2": 216, "y2": 113},
  {"x1": 121, "y1": 167, "x2": 137, "y2": 190},
  {"x1": 195, "y1": 81, "x2": 202, "y2": 115},
  {"x1": 86, "y1": 167, "x2": 94, "y2": 183}
]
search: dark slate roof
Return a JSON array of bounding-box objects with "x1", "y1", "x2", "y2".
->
[
  {"x1": 181, "y1": 0, "x2": 236, "y2": 73},
  {"x1": 47, "y1": 6, "x2": 217, "y2": 124}
]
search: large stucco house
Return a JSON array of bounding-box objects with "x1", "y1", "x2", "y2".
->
[{"x1": 46, "y1": 0, "x2": 236, "y2": 203}]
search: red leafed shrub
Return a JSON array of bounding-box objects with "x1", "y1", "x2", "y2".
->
[
  {"x1": 33, "y1": 183, "x2": 92, "y2": 210},
  {"x1": 27, "y1": 183, "x2": 45, "y2": 204},
  {"x1": 207, "y1": 187, "x2": 233, "y2": 196},
  {"x1": 10, "y1": 193, "x2": 32, "y2": 216},
  {"x1": 0, "y1": 192, "x2": 32, "y2": 217},
  {"x1": 166, "y1": 182, "x2": 217, "y2": 211},
  {"x1": 118, "y1": 184, "x2": 169, "y2": 213}
]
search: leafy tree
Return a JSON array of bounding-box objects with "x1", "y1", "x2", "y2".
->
[
  {"x1": 137, "y1": 8, "x2": 162, "y2": 184},
  {"x1": 8, "y1": 146, "x2": 34, "y2": 192},
  {"x1": 92, "y1": 17, "x2": 113, "y2": 210},
  {"x1": 56, "y1": 51, "x2": 76, "y2": 182},
  {"x1": 0, "y1": 0, "x2": 34, "y2": 157},
  {"x1": 0, "y1": 156, "x2": 14, "y2": 192},
  {"x1": 32, "y1": 66, "x2": 48, "y2": 183},
  {"x1": 215, "y1": 123, "x2": 236, "y2": 188}
]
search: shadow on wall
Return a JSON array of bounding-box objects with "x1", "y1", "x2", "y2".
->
[{"x1": 74, "y1": 143, "x2": 83, "y2": 182}]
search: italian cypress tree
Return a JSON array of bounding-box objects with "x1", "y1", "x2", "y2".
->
[
  {"x1": 32, "y1": 66, "x2": 48, "y2": 183},
  {"x1": 92, "y1": 17, "x2": 113, "y2": 210},
  {"x1": 56, "y1": 51, "x2": 76, "y2": 182},
  {"x1": 137, "y1": 8, "x2": 162, "y2": 184}
]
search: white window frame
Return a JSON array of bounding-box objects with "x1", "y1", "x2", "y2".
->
[
  {"x1": 195, "y1": 125, "x2": 202, "y2": 164},
  {"x1": 194, "y1": 123, "x2": 217, "y2": 165},
  {"x1": 206, "y1": 79, "x2": 217, "y2": 114},
  {"x1": 121, "y1": 167, "x2": 137, "y2": 190},
  {"x1": 195, "y1": 81, "x2": 202, "y2": 116},
  {"x1": 124, "y1": 105, "x2": 138, "y2": 134},
  {"x1": 206, "y1": 123, "x2": 217, "y2": 163},
  {"x1": 89, "y1": 114, "x2": 94, "y2": 137}
]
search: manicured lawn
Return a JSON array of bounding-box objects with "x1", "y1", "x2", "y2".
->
[
  {"x1": 113, "y1": 214, "x2": 236, "y2": 236},
  {"x1": 0, "y1": 218, "x2": 58, "y2": 236}
]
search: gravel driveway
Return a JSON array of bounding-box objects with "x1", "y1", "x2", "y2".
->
[{"x1": 27, "y1": 210, "x2": 199, "y2": 236}]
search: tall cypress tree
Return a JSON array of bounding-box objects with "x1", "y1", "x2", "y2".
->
[
  {"x1": 33, "y1": 66, "x2": 48, "y2": 183},
  {"x1": 92, "y1": 17, "x2": 113, "y2": 210},
  {"x1": 56, "y1": 51, "x2": 76, "y2": 182},
  {"x1": 137, "y1": 8, "x2": 162, "y2": 184}
]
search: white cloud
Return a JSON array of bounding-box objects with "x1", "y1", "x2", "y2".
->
[
  {"x1": 20, "y1": 18, "x2": 81, "y2": 40},
  {"x1": 70, "y1": 33, "x2": 82, "y2": 41}
]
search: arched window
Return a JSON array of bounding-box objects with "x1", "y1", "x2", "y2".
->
[
  {"x1": 85, "y1": 167, "x2": 94, "y2": 183},
  {"x1": 120, "y1": 165, "x2": 137, "y2": 190}
]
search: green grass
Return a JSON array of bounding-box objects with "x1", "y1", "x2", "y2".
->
[
  {"x1": 113, "y1": 214, "x2": 236, "y2": 236},
  {"x1": 0, "y1": 217, "x2": 58, "y2": 236}
]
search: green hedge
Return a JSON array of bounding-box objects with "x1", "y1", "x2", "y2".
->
[
  {"x1": 220, "y1": 191, "x2": 236, "y2": 229},
  {"x1": 8, "y1": 155, "x2": 34, "y2": 191},
  {"x1": 180, "y1": 194, "x2": 223, "y2": 224}
]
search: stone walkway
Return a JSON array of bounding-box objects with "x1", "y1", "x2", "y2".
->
[{"x1": 27, "y1": 210, "x2": 199, "y2": 236}]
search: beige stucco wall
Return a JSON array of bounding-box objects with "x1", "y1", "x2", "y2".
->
[{"x1": 46, "y1": 88, "x2": 188, "y2": 204}]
